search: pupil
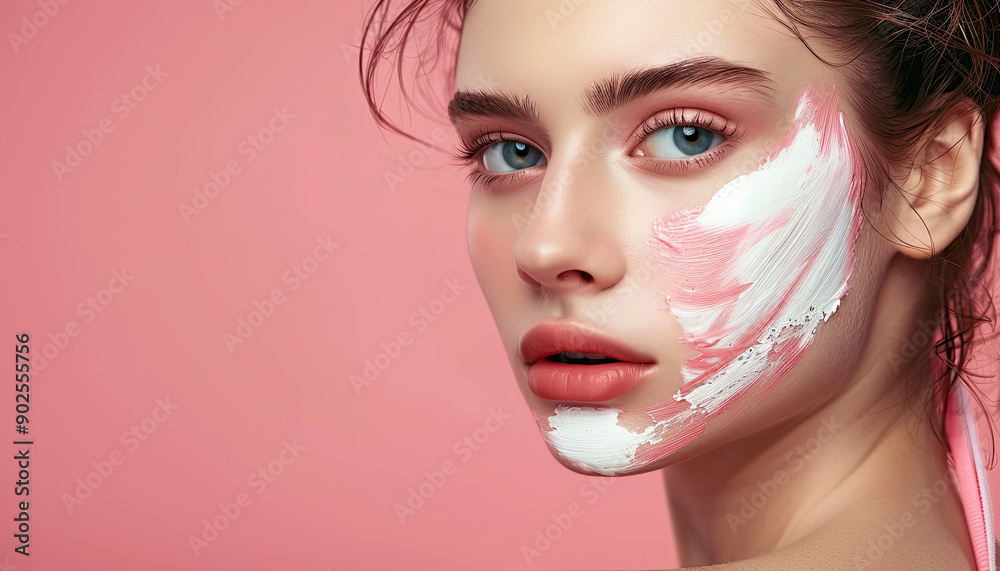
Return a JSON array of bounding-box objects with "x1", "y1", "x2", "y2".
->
[
  {"x1": 673, "y1": 125, "x2": 713, "y2": 155},
  {"x1": 502, "y1": 141, "x2": 542, "y2": 169}
]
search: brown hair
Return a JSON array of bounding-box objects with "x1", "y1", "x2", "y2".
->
[
  {"x1": 359, "y1": 0, "x2": 1000, "y2": 459},
  {"x1": 757, "y1": 0, "x2": 1000, "y2": 463}
]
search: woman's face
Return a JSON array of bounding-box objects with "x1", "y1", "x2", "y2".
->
[{"x1": 451, "y1": 0, "x2": 891, "y2": 475}]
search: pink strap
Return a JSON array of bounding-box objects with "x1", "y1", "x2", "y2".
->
[
  {"x1": 945, "y1": 101, "x2": 1000, "y2": 571},
  {"x1": 946, "y1": 381, "x2": 996, "y2": 571}
]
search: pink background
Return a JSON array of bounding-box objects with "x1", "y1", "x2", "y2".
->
[{"x1": 0, "y1": 1, "x2": 996, "y2": 570}]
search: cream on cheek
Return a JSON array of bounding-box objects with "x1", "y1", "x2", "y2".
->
[{"x1": 538, "y1": 85, "x2": 866, "y2": 475}]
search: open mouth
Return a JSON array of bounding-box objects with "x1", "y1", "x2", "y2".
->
[
  {"x1": 520, "y1": 321, "x2": 656, "y2": 402},
  {"x1": 546, "y1": 352, "x2": 621, "y2": 365}
]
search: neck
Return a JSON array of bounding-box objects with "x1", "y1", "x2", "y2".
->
[{"x1": 661, "y1": 254, "x2": 962, "y2": 566}]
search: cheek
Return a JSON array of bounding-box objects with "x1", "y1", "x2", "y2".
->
[
  {"x1": 647, "y1": 85, "x2": 865, "y2": 412},
  {"x1": 466, "y1": 207, "x2": 492, "y2": 274},
  {"x1": 539, "y1": 85, "x2": 867, "y2": 475},
  {"x1": 466, "y1": 197, "x2": 511, "y2": 288},
  {"x1": 466, "y1": 196, "x2": 525, "y2": 337}
]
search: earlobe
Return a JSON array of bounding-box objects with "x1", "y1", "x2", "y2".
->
[{"x1": 884, "y1": 101, "x2": 985, "y2": 260}]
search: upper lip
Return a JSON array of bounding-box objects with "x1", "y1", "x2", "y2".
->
[{"x1": 519, "y1": 320, "x2": 657, "y2": 365}]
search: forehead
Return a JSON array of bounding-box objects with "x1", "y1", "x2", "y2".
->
[{"x1": 454, "y1": 0, "x2": 835, "y2": 117}]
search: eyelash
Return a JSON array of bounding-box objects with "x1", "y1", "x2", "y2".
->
[
  {"x1": 452, "y1": 109, "x2": 737, "y2": 189},
  {"x1": 634, "y1": 110, "x2": 736, "y2": 175},
  {"x1": 453, "y1": 131, "x2": 531, "y2": 188}
]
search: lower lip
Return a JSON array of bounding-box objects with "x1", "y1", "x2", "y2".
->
[{"x1": 526, "y1": 360, "x2": 655, "y2": 402}]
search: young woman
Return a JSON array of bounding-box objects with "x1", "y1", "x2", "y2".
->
[{"x1": 361, "y1": 1, "x2": 1000, "y2": 568}]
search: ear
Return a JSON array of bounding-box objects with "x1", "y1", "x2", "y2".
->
[{"x1": 884, "y1": 101, "x2": 985, "y2": 259}]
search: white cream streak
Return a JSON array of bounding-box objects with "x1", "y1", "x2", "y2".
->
[
  {"x1": 542, "y1": 88, "x2": 863, "y2": 474},
  {"x1": 545, "y1": 407, "x2": 663, "y2": 475}
]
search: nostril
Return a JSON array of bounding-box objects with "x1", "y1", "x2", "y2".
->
[{"x1": 557, "y1": 269, "x2": 594, "y2": 283}]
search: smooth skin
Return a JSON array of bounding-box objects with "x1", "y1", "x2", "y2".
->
[{"x1": 449, "y1": 1, "x2": 989, "y2": 568}]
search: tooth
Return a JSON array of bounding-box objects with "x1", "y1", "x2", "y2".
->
[
  {"x1": 584, "y1": 353, "x2": 607, "y2": 359},
  {"x1": 564, "y1": 351, "x2": 587, "y2": 359}
]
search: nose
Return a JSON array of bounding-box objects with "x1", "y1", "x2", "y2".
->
[{"x1": 512, "y1": 162, "x2": 627, "y2": 294}]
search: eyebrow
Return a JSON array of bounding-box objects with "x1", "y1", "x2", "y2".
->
[
  {"x1": 448, "y1": 88, "x2": 540, "y2": 126},
  {"x1": 447, "y1": 57, "x2": 776, "y2": 126}
]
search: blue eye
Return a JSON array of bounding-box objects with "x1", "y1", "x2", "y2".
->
[
  {"x1": 645, "y1": 125, "x2": 724, "y2": 158},
  {"x1": 482, "y1": 141, "x2": 546, "y2": 172}
]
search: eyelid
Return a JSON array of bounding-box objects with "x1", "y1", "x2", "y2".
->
[
  {"x1": 453, "y1": 130, "x2": 548, "y2": 189},
  {"x1": 628, "y1": 108, "x2": 738, "y2": 154},
  {"x1": 453, "y1": 129, "x2": 545, "y2": 167}
]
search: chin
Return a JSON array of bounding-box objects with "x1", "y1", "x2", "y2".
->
[{"x1": 527, "y1": 404, "x2": 693, "y2": 476}]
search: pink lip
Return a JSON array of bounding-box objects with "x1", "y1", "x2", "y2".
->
[{"x1": 519, "y1": 320, "x2": 656, "y2": 402}]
